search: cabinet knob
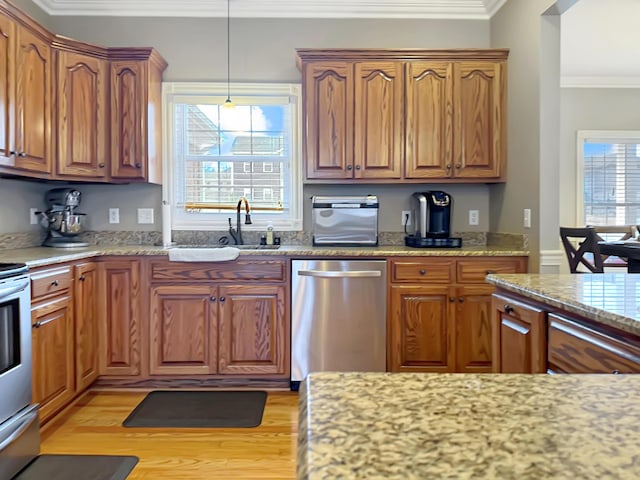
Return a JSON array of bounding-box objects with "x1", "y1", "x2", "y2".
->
[
  {"x1": 355, "y1": 165, "x2": 361, "y2": 170},
  {"x1": 486, "y1": 270, "x2": 496, "y2": 275},
  {"x1": 79, "y1": 275, "x2": 86, "y2": 281},
  {"x1": 98, "y1": 163, "x2": 105, "y2": 168},
  {"x1": 504, "y1": 304, "x2": 514, "y2": 314},
  {"x1": 9, "y1": 150, "x2": 17, "y2": 156},
  {"x1": 346, "y1": 165, "x2": 353, "y2": 171},
  {"x1": 219, "y1": 296, "x2": 226, "y2": 302},
  {"x1": 449, "y1": 297, "x2": 455, "y2": 303},
  {"x1": 613, "y1": 369, "x2": 620, "y2": 375},
  {"x1": 135, "y1": 163, "x2": 142, "y2": 168},
  {"x1": 458, "y1": 297, "x2": 465, "y2": 303},
  {"x1": 210, "y1": 296, "x2": 216, "y2": 302},
  {"x1": 32, "y1": 321, "x2": 41, "y2": 329},
  {"x1": 419, "y1": 269, "x2": 426, "y2": 275},
  {"x1": 455, "y1": 163, "x2": 461, "y2": 169},
  {"x1": 18, "y1": 152, "x2": 26, "y2": 157},
  {"x1": 446, "y1": 164, "x2": 452, "y2": 170},
  {"x1": 51, "y1": 280, "x2": 59, "y2": 287}
]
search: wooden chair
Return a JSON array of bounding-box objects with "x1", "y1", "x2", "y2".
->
[
  {"x1": 587, "y1": 225, "x2": 635, "y2": 268},
  {"x1": 560, "y1": 227, "x2": 604, "y2": 273}
]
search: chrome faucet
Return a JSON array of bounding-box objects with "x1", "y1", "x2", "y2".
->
[{"x1": 229, "y1": 197, "x2": 252, "y2": 245}]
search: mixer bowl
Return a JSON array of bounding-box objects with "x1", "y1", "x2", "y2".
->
[
  {"x1": 41, "y1": 211, "x2": 86, "y2": 236},
  {"x1": 62, "y1": 214, "x2": 85, "y2": 235}
]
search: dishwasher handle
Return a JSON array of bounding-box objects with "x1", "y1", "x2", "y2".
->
[{"x1": 297, "y1": 269, "x2": 382, "y2": 278}]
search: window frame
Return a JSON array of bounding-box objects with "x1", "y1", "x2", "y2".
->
[
  {"x1": 162, "y1": 82, "x2": 303, "y2": 231},
  {"x1": 576, "y1": 130, "x2": 640, "y2": 226}
]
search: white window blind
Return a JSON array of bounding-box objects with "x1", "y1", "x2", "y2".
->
[
  {"x1": 577, "y1": 131, "x2": 640, "y2": 226},
  {"x1": 163, "y1": 83, "x2": 302, "y2": 231}
]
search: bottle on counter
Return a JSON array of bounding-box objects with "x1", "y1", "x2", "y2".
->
[{"x1": 266, "y1": 223, "x2": 274, "y2": 245}]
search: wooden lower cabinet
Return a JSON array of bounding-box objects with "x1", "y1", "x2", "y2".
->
[
  {"x1": 454, "y1": 285, "x2": 493, "y2": 372},
  {"x1": 491, "y1": 292, "x2": 547, "y2": 373},
  {"x1": 31, "y1": 294, "x2": 75, "y2": 423},
  {"x1": 548, "y1": 313, "x2": 640, "y2": 374},
  {"x1": 98, "y1": 259, "x2": 141, "y2": 376},
  {"x1": 74, "y1": 262, "x2": 99, "y2": 391}
]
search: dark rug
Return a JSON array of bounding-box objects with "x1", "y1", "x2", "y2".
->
[
  {"x1": 122, "y1": 390, "x2": 267, "y2": 428},
  {"x1": 14, "y1": 454, "x2": 138, "y2": 480}
]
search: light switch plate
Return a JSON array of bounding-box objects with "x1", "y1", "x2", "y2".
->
[
  {"x1": 109, "y1": 208, "x2": 120, "y2": 224},
  {"x1": 137, "y1": 208, "x2": 154, "y2": 224},
  {"x1": 469, "y1": 210, "x2": 479, "y2": 226}
]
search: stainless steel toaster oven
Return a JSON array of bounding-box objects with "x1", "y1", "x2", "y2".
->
[{"x1": 311, "y1": 195, "x2": 379, "y2": 246}]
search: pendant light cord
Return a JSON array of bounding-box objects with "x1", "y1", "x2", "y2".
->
[{"x1": 226, "y1": 0, "x2": 231, "y2": 103}]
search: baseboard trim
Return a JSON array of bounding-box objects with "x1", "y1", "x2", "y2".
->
[{"x1": 540, "y1": 249, "x2": 564, "y2": 273}]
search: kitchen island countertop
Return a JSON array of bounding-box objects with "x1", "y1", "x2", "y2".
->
[
  {"x1": 298, "y1": 372, "x2": 640, "y2": 480},
  {"x1": 0, "y1": 244, "x2": 528, "y2": 268}
]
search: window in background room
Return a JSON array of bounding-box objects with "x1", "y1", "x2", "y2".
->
[
  {"x1": 577, "y1": 131, "x2": 640, "y2": 228},
  {"x1": 163, "y1": 83, "x2": 302, "y2": 231}
]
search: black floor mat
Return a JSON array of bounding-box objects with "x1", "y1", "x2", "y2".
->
[
  {"x1": 122, "y1": 390, "x2": 267, "y2": 428},
  {"x1": 14, "y1": 454, "x2": 138, "y2": 480}
]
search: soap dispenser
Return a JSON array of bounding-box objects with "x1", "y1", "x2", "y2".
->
[{"x1": 266, "y1": 223, "x2": 274, "y2": 245}]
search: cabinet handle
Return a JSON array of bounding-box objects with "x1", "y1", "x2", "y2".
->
[
  {"x1": 79, "y1": 275, "x2": 86, "y2": 281},
  {"x1": 504, "y1": 304, "x2": 514, "y2": 314},
  {"x1": 486, "y1": 270, "x2": 496, "y2": 275},
  {"x1": 613, "y1": 369, "x2": 620, "y2": 375},
  {"x1": 346, "y1": 165, "x2": 353, "y2": 171},
  {"x1": 98, "y1": 163, "x2": 105, "y2": 168},
  {"x1": 210, "y1": 296, "x2": 216, "y2": 302},
  {"x1": 135, "y1": 163, "x2": 142, "y2": 168},
  {"x1": 32, "y1": 321, "x2": 41, "y2": 329},
  {"x1": 219, "y1": 296, "x2": 226, "y2": 302},
  {"x1": 419, "y1": 269, "x2": 426, "y2": 275},
  {"x1": 51, "y1": 280, "x2": 59, "y2": 287}
]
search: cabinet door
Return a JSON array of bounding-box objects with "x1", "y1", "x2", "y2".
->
[
  {"x1": 492, "y1": 293, "x2": 546, "y2": 373},
  {"x1": 149, "y1": 285, "x2": 218, "y2": 375},
  {"x1": 548, "y1": 313, "x2": 640, "y2": 374},
  {"x1": 56, "y1": 51, "x2": 108, "y2": 178},
  {"x1": 110, "y1": 60, "x2": 145, "y2": 180},
  {"x1": 454, "y1": 285, "x2": 493, "y2": 373},
  {"x1": 389, "y1": 285, "x2": 453, "y2": 372},
  {"x1": 74, "y1": 262, "x2": 98, "y2": 392},
  {"x1": 15, "y1": 26, "x2": 51, "y2": 173},
  {"x1": 32, "y1": 294, "x2": 75, "y2": 423},
  {"x1": 303, "y1": 62, "x2": 354, "y2": 179},
  {"x1": 353, "y1": 61, "x2": 403, "y2": 179},
  {"x1": 218, "y1": 285, "x2": 287, "y2": 376},
  {"x1": 453, "y1": 61, "x2": 504, "y2": 179},
  {"x1": 0, "y1": 15, "x2": 16, "y2": 166},
  {"x1": 98, "y1": 260, "x2": 141, "y2": 375},
  {"x1": 405, "y1": 61, "x2": 453, "y2": 179}
]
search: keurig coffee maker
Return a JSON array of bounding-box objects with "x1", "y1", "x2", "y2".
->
[{"x1": 405, "y1": 191, "x2": 462, "y2": 248}]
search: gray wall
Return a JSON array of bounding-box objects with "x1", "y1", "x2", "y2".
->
[
  {"x1": 0, "y1": 178, "x2": 52, "y2": 234},
  {"x1": 559, "y1": 87, "x2": 640, "y2": 228},
  {"x1": 9, "y1": 0, "x2": 50, "y2": 27}
]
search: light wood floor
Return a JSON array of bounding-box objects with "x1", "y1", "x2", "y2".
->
[{"x1": 41, "y1": 390, "x2": 299, "y2": 479}]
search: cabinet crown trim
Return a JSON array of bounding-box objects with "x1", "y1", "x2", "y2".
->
[{"x1": 296, "y1": 48, "x2": 509, "y2": 65}]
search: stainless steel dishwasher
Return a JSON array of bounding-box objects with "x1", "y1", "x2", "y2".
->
[{"x1": 291, "y1": 259, "x2": 387, "y2": 388}]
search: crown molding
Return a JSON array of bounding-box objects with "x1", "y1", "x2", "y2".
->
[{"x1": 30, "y1": 0, "x2": 502, "y2": 19}]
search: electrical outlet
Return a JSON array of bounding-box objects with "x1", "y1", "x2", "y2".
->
[
  {"x1": 30, "y1": 207, "x2": 39, "y2": 225},
  {"x1": 469, "y1": 210, "x2": 479, "y2": 226},
  {"x1": 524, "y1": 208, "x2": 531, "y2": 228},
  {"x1": 109, "y1": 208, "x2": 120, "y2": 224},
  {"x1": 401, "y1": 210, "x2": 412, "y2": 227},
  {"x1": 137, "y1": 208, "x2": 154, "y2": 224}
]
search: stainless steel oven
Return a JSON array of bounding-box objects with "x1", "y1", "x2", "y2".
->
[{"x1": 0, "y1": 263, "x2": 39, "y2": 480}]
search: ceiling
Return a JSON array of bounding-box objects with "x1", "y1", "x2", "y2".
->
[{"x1": 31, "y1": 0, "x2": 509, "y2": 19}]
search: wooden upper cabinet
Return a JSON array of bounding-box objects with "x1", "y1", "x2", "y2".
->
[
  {"x1": 0, "y1": 14, "x2": 16, "y2": 167},
  {"x1": 303, "y1": 62, "x2": 353, "y2": 179},
  {"x1": 110, "y1": 53, "x2": 166, "y2": 184},
  {"x1": 405, "y1": 61, "x2": 453, "y2": 179},
  {"x1": 297, "y1": 49, "x2": 507, "y2": 183},
  {"x1": 353, "y1": 61, "x2": 403, "y2": 179},
  {"x1": 453, "y1": 61, "x2": 505, "y2": 179},
  {"x1": 56, "y1": 51, "x2": 108, "y2": 178}
]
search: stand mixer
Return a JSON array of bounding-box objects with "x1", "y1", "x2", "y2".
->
[{"x1": 39, "y1": 188, "x2": 89, "y2": 248}]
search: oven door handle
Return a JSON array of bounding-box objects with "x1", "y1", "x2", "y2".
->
[
  {"x1": 0, "y1": 279, "x2": 29, "y2": 300},
  {"x1": 0, "y1": 408, "x2": 38, "y2": 452},
  {"x1": 297, "y1": 270, "x2": 382, "y2": 278}
]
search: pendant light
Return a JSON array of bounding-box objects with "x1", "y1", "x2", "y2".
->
[{"x1": 223, "y1": 0, "x2": 234, "y2": 108}]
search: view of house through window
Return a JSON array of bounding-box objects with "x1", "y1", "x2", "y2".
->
[
  {"x1": 164, "y1": 83, "x2": 302, "y2": 230},
  {"x1": 578, "y1": 131, "x2": 640, "y2": 227}
]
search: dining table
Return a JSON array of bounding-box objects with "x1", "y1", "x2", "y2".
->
[{"x1": 599, "y1": 240, "x2": 640, "y2": 273}]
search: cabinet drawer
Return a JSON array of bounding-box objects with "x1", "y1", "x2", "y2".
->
[
  {"x1": 150, "y1": 258, "x2": 287, "y2": 282},
  {"x1": 457, "y1": 257, "x2": 525, "y2": 283},
  {"x1": 390, "y1": 259, "x2": 454, "y2": 283},
  {"x1": 31, "y1": 266, "x2": 72, "y2": 299},
  {"x1": 548, "y1": 313, "x2": 640, "y2": 374}
]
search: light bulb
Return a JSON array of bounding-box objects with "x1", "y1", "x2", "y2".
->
[{"x1": 223, "y1": 98, "x2": 235, "y2": 109}]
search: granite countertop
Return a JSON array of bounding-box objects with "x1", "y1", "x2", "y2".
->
[
  {"x1": 0, "y1": 244, "x2": 529, "y2": 268},
  {"x1": 298, "y1": 372, "x2": 640, "y2": 480},
  {"x1": 486, "y1": 273, "x2": 640, "y2": 337}
]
